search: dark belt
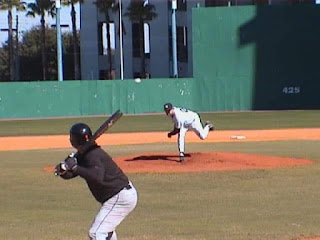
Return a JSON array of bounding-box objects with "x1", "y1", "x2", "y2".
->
[{"x1": 101, "y1": 184, "x2": 132, "y2": 203}]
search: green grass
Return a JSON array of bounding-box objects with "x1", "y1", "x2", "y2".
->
[
  {"x1": 1, "y1": 140, "x2": 320, "y2": 240},
  {"x1": 0, "y1": 110, "x2": 320, "y2": 136},
  {"x1": 1, "y1": 110, "x2": 320, "y2": 239}
]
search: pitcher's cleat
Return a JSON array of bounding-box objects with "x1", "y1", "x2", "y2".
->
[
  {"x1": 206, "y1": 121, "x2": 214, "y2": 131},
  {"x1": 179, "y1": 152, "x2": 185, "y2": 163}
]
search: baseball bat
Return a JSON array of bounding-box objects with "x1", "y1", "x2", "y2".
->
[{"x1": 54, "y1": 110, "x2": 123, "y2": 176}]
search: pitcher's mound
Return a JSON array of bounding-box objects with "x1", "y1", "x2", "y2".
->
[
  {"x1": 44, "y1": 152, "x2": 312, "y2": 174},
  {"x1": 114, "y1": 152, "x2": 312, "y2": 173}
]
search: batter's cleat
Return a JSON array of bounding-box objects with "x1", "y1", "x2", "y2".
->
[
  {"x1": 206, "y1": 121, "x2": 214, "y2": 131},
  {"x1": 179, "y1": 152, "x2": 185, "y2": 163}
]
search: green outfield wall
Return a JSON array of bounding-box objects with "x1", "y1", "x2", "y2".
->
[
  {"x1": 0, "y1": 79, "x2": 196, "y2": 118},
  {"x1": 193, "y1": 5, "x2": 320, "y2": 111},
  {"x1": 1, "y1": 5, "x2": 320, "y2": 118}
]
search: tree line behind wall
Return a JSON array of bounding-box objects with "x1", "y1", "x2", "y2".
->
[{"x1": 0, "y1": 26, "x2": 80, "y2": 81}]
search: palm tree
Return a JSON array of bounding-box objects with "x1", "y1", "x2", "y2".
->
[
  {"x1": 94, "y1": 0, "x2": 117, "y2": 79},
  {"x1": 0, "y1": 0, "x2": 25, "y2": 81},
  {"x1": 61, "y1": 0, "x2": 82, "y2": 80},
  {"x1": 26, "y1": 0, "x2": 55, "y2": 81},
  {"x1": 124, "y1": 0, "x2": 157, "y2": 78}
]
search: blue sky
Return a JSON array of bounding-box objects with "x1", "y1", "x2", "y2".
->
[{"x1": 0, "y1": 1, "x2": 80, "y2": 47}]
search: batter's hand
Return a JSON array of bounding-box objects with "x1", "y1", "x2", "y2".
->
[
  {"x1": 167, "y1": 132, "x2": 172, "y2": 138},
  {"x1": 54, "y1": 162, "x2": 67, "y2": 176},
  {"x1": 64, "y1": 156, "x2": 78, "y2": 172}
]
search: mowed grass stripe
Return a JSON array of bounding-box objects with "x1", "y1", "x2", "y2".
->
[{"x1": 0, "y1": 110, "x2": 320, "y2": 136}]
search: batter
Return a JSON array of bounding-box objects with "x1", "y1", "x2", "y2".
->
[{"x1": 55, "y1": 123, "x2": 138, "y2": 240}]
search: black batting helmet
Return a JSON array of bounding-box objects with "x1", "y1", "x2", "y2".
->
[
  {"x1": 164, "y1": 103, "x2": 173, "y2": 115},
  {"x1": 69, "y1": 123, "x2": 92, "y2": 148}
]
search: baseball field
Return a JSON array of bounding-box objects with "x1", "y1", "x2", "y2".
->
[{"x1": 1, "y1": 110, "x2": 320, "y2": 240}]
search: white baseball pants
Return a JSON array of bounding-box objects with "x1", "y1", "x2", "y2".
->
[
  {"x1": 178, "y1": 118, "x2": 211, "y2": 153},
  {"x1": 89, "y1": 182, "x2": 138, "y2": 240}
]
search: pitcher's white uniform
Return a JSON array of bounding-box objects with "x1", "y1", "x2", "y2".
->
[{"x1": 169, "y1": 107, "x2": 212, "y2": 156}]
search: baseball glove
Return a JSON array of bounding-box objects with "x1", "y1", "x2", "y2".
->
[{"x1": 167, "y1": 127, "x2": 180, "y2": 138}]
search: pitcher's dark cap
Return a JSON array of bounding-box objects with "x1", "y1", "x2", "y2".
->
[{"x1": 164, "y1": 103, "x2": 173, "y2": 114}]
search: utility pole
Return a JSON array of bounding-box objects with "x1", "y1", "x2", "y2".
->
[
  {"x1": 15, "y1": 15, "x2": 20, "y2": 81},
  {"x1": 8, "y1": 10, "x2": 14, "y2": 81},
  {"x1": 119, "y1": 0, "x2": 124, "y2": 80},
  {"x1": 171, "y1": 0, "x2": 178, "y2": 78},
  {"x1": 56, "y1": 0, "x2": 64, "y2": 81}
]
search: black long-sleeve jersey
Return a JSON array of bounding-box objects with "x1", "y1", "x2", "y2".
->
[{"x1": 60, "y1": 144, "x2": 129, "y2": 203}]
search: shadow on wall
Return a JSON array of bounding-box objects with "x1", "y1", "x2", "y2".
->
[{"x1": 239, "y1": 5, "x2": 320, "y2": 110}]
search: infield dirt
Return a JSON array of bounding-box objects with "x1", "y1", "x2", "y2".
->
[{"x1": 1, "y1": 128, "x2": 317, "y2": 173}]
